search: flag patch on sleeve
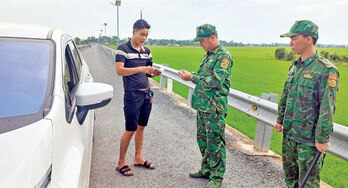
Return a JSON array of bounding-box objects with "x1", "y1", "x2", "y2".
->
[
  {"x1": 220, "y1": 58, "x2": 229, "y2": 69},
  {"x1": 328, "y1": 74, "x2": 337, "y2": 88}
]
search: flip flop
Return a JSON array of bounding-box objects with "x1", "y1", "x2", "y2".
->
[
  {"x1": 116, "y1": 165, "x2": 134, "y2": 176},
  {"x1": 134, "y1": 160, "x2": 155, "y2": 169}
]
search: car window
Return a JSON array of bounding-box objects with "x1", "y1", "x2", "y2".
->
[
  {"x1": 68, "y1": 42, "x2": 82, "y2": 78},
  {"x1": 64, "y1": 55, "x2": 72, "y2": 92},
  {"x1": 62, "y1": 42, "x2": 81, "y2": 123},
  {"x1": 0, "y1": 39, "x2": 52, "y2": 119},
  {"x1": 63, "y1": 45, "x2": 79, "y2": 104}
]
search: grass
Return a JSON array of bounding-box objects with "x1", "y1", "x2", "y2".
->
[
  {"x1": 109, "y1": 45, "x2": 348, "y2": 187},
  {"x1": 108, "y1": 45, "x2": 118, "y2": 50}
]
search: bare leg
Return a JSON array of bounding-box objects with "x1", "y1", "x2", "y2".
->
[
  {"x1": 133, "y1": 125, "x2": 155, "y2": 168},
  {"x1": 118, "y1": 130, "x2": 135, "y2": 175},
  {"x1": 134, "y1": 125, "x2": 145, "y2": 164}
]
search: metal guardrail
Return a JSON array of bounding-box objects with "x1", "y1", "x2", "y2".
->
[
  {"x1": 98, "y1": 44, "x2": 348, "y2": 161},
  {"x1": 77, "y1": 44, "x2": 91, "y2": 50}
]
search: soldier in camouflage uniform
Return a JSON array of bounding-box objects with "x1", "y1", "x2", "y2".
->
[
  {"x1": 179, "y1": 24, "x2": 233, "y2": 188},
  {"x1": 275, "y1": 20, "x2": 339, "y2": 188}
]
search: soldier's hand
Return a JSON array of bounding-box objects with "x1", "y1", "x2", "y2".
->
[
  {"x1": 142, "y1": 66, "x2": 155, "y2": 74},
  {"x1": 178, "y1": 69, "x2": 192, "y2": 81},
  {"x1": 274, "y1": 123, "x2": 283, "y2": 133},
  {"x1": 315, "y1": 142, "x2": 329, "y2": 154},
  {"x1": 178, "y1": 69, "x2": 184, "y2": 77}
]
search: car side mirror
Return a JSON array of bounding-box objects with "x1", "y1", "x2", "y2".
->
[{"x1": 75, "y1": 82, "x2": 113, "y2": 124}]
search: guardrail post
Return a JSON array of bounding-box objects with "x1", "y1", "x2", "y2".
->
[
  {"x1": 254, "y1": 92, "x2": 278, "y2": 152},
  {"x1": 167, "y1": 79, "x2": 173, "y2": 92},
  {"x1": 187, "y1": 88, "x2": 194, "y2": 107},
  {"x1": 160, "y1": 75, "x2": 166, "y2": 89},
  {"x1": 159, "y1": 64, "x2": 169, "y2": 90}
]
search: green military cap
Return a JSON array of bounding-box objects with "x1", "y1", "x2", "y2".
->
[
  {"x1": 193, "y1": 24, "x2": 217, "y2": 42},
  {"x1": 280, "y1": 20, "x2": 319, "y2": 40}
]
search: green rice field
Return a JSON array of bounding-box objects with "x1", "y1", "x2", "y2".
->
[{"x1": 109, "y1": 45, "x2": 348, "y2": 187}]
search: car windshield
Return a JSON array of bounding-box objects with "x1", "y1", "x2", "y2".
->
[{"x1": 0, "y1": 38, "x2": 52, "y2": 119}]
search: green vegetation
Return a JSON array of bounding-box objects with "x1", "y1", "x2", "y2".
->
[
  {"x1": 275, "y1": 47, "x2": 296, "y2": 61},
  {"x1": 108, "y1": 45, "x2": 118, "y2": 50},
  {"x1": 275, "y1": 47, "x2": 348, "y2": 63},
  {"x1": 109, "y1": 45, "x2": 348, "y2": 187},
  {"x1": 318, "y1": 49, "x2": 348, "y2": 66}
]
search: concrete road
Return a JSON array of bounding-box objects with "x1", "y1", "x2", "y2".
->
[{"x1": 82, "y1": 45, "x2": 286, "y2": 188}]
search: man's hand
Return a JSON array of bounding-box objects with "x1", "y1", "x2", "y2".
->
[
  {"x1": 142, "y1": 66, "x2": 155, "y2": 74},
  {"x1": 274, "y1": 123, "x2": 283, "y2": 133},
  {"x1": 152, "y1": 69, "x2": 162, "y2": 77},
  {"x1": 178, "y1": 69, "x2": 192, "y2": 81},
  {"x1": 315, "y1": 142, "x2": 329, "y2": 154}
]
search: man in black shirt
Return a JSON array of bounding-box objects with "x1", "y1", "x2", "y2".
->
[{"x1": 115, "y1": 19, "x2": 161, "y2": 176}]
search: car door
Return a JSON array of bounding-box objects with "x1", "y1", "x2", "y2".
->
[
  {"x1": 0, "y1": 37, "x2": 54, "y2": 188},
  {"x1": 50, "y1": 37, "x2": 94, "y2": 188}
]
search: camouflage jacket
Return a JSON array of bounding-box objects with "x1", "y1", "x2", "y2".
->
[
  {"x1": 277, "y1": 53, "x2": 339, "y2": 145},
  {"x1": 191, "y1": 44, "x2": 233, "y2": 114}
]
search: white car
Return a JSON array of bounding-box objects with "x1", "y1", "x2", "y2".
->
[{"x1": 0, "y1": 23, "x2": 113, "y2": 188}]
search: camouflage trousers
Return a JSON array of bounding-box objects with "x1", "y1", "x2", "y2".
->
[
  {"x1": 282, "y1": 137, "x2": 324, "y2": 188},
  {"x1": 196, "y1": 111, "x2": 226, "y2": 183}
]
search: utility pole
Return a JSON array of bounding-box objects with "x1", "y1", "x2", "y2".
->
[
  {"x1": 104, "y1": 23, "x2": 107, "y2": 44},
  {"x1": 99, "y1": 29, "x2": 103, "y2": 43},
  {"x1": 104, "y1": 23, "x2": 107, "y2": 38},
  {"x1": 110, "y1": 0, "x2": 121, "y2": 45}
]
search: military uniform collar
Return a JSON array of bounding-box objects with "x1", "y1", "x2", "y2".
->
[
  {"x1": 207, "y1": 43, "x2": 223, "y2": 55},
  {"x1": 297, "y1": 52, "x2": 319, "y2": 66}
]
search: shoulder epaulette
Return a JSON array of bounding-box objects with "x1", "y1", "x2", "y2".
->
[{"x1": 318, "y1": 56, "x2": 338, "y2": 70}]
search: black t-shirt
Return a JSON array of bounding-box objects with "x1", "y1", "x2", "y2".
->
[{"x1": 115, "y1": 40, "x2": 153, "y2": 91}]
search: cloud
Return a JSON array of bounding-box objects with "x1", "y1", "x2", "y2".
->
[
  {"x1": 299, "y1": 0, "x2": 348, "y2": 12},
  {"x1": 0, "y1": 0, "x2": 56, "y2": 4},
  {"x1": 1, "y1": 0, "x2": 347, "y2": 44},
  {"x1": 254, "y1": 0, "x2": 280, "y2": 4}
]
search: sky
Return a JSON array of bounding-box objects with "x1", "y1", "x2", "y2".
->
[{"x1": 1, "y1": 0, "x2": 348, "y2": 45}]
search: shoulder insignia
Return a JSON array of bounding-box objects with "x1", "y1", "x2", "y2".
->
[
  {"x1": 328, "y1": 74, "x2": 338, "y2": 88},
  {"x1": 220, "y1": 58, "x2": 229, "y2": 69},
  {"x1": 318, "y1": 56, "x2": 338, "y2": 70}
]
